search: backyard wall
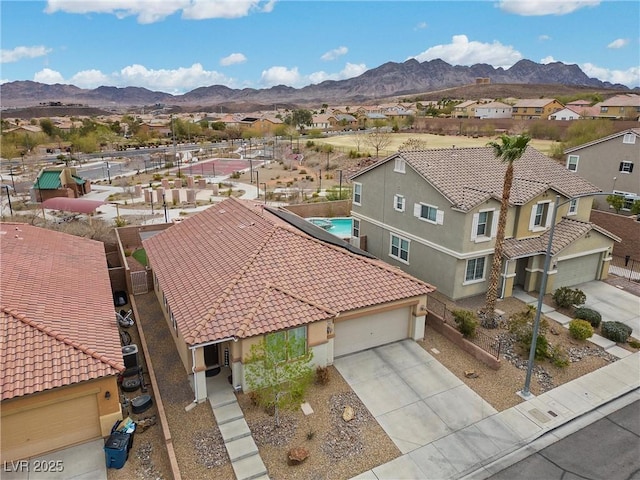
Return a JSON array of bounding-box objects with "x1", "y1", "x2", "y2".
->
[{"x1": 284, "y1": 199, "x2": 352, "y2": 218}]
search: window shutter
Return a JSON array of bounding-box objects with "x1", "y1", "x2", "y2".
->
[
  {"x1": 471, "y1": 213, "x2": 479, "y2": 241},
  {"x1": 436, "y1": 210, "x2": 444, "y2": 225},
  {"x1": 413, "y1": 203, "x2": 421, "y2": 217},
  {"x1": 630, "y1": 163, "x2": 634, "y2": 173},
  {"x1": 491, "y1": 212, "x2": 499, "y2": 238},
  {"x1": 545, "y1": 202, "x2": 554, "y2": 228},
  {"x1": 619, "y1": 162, "x2": 624, "y2": 171},
  {"x1": 529, "y1": 204, "x2": 537, "y2": 231}
]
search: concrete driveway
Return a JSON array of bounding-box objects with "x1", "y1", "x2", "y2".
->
[
  {"x1": 334, "y1": 340, "x2": 497, "y2": 456},
  {"x1": 576, "y1": 281, "x2": 640, "y2": 338}
]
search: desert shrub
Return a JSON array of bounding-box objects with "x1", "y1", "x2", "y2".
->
[
  {"x1": 508, "y1": 305, "x2": 549, "y2": 359},
  {"x1": 601, "y1": 321, "x2": 632, "y2": 343},
  {"x1": 453, "y1": 309, "x2": 478, "y2": 338},
  {"x1": 315, "y1": 366, "x2": 330, "y2": 386},
  {"x1": 549, "y1": 345, "x2": 570, "y2": 368},
  {"x1": 628, "y1": 339, "x2": 640, "y2": 349},
  {"x1": 569, "y1": 319, "x2": 594, "y2": 340},
  {"x1": 574, "y1": 307, "x2": 602, "y2": 328},
  {"x1": 553, "y1": 287, "x2": 586, "y2": 309}
]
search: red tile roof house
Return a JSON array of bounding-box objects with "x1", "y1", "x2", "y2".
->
[
  {"x1": 0, "y1": 223, "x2": 124, "y2": 462},
  {"x1": 143, "y1": 197, "x2": 435, "y2": 401}
]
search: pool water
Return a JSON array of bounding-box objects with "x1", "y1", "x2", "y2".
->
[{"x1": 307, "y1": 217, "x2": 353, "y2": 238}]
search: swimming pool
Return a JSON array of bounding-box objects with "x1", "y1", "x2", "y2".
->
[{"x1": 307, "y1": 217, "x2": 353, "y2": 239}]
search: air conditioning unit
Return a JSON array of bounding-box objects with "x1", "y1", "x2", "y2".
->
[{"x1": 122, "y1": 344, "x2": 139, "y2": 369}]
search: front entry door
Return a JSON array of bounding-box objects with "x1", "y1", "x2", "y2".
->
[{"x1": 204, "y1": 344, "x2": 219, "y2": 368}]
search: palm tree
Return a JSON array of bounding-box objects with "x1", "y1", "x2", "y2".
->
[{"x1": 483, "y1": 134, "x2": 531, "y2": 326}]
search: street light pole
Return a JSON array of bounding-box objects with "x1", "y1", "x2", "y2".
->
[
  {"x1": 260, "y1": 182, "x2": 267, "y2": 204},
  {"x1": 520, "y1": 191, "x2": 617, "y2": 398},
  {"x1": 162, "y1": 193, "x2": 168, "y2": 223},
  {"x1": 149, "y1": 182, "x2": 154, "y2": 215},
  {"x1": 338, "y1": 169, "x2": 343, "y2": 200},
  {"x1": 4, "y1": 185, "x2": 13, "y2": 216}
]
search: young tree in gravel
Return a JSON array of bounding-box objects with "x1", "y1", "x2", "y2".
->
[
  {"x1": 483, "y1": 134, "x2": 531, "y2": 326},
  {"x1": 244, "y1": 329, "x2": 314, "y2": 427}
]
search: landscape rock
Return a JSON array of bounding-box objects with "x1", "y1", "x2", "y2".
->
[
  {"x1": 287, "y1": 447, "x2": 309, "y2": 466},
  {"x1": 342, "y1": 405, "x2": 354, "y2": 422}
]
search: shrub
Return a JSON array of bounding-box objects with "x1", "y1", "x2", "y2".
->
[
  {"x1": 569, "y1": 319, "x2": 594, "y2": 340},
  {"x1": 549, "y1": 344, "x2": 570, "y2": 368},
  {"x1": 532, "y1": 334, "x2": 550, "y2": 360},
  {"x1": 574, "y1": 307, "x2": 602, "y2": 328},
  {"x1": 553, "y1": 287, "x2": 586, "y2": 309},
  {"x1": 315, "y1": 366, "x2": 330, "y2": 386},
  {"x1": 601, "y1": 321, "x2": 632, "y2": 343},
  {"x1": 508, "y1": 305, "x2": 549, "y2": 359},
  {"x1": 452, "y1": 309, "x2": 478, "y2": 338},
  {"x1": 628, "y1": 339, "x2": 640, "y2": 349}
]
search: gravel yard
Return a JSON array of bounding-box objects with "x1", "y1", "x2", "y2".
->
[{"x1": 112, "y1": 285, "x2": 637, "y2": 480}]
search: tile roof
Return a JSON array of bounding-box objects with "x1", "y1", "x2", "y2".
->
[
  {"x1": 355, "y1": 146, "x2": 600, "y2": 212},
  {"x1": 564, "y1": 128, "x2": 640, "y2": 154},
  {"x1": 143, "y1": 198, "x2": 435, "y2": 346},
  {"x1": 512, "y1": 98, "x2": 560, "y2": 107},
  {"x1": 0, "y1": 223, "x2": 124, "y2": 400},
  {"x1": 503, "y1": 217, "x2": 621, "y2": 259}
]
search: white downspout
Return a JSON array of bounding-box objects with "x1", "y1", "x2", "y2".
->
[{"x1": 190, "y1": 347, "x2": 199, "y2": 405}]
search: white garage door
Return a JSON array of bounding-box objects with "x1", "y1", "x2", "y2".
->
[
  {"x1": 555, "y1": 253, "x2": 600, "y2": 289},
  {"x1": 1, "y1": 394, "x2": 101, "y2": 462},
  {"x1": 334, "y1": 307, "x2": 410, "y2": 357}
]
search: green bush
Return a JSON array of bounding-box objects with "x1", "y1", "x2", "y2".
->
[
  {"x1": 601, "y1": 321, "x2": 632, "y2": 343},
  {"x1": 574, "y1": 307, "x2": 602, "y2": 328},
  {"x1": 569, "y1": 319, "x2": 594, "y2": 340},
  {"x1": 533, "y1": 334, "x2": 550, "y2": 360},
  {"x1": 549, "y1": 344, "x2": 570, "y2": 368},
  {"x1": 508, "y1": 305, "x2": 549, "y2": 359},
  {"x1": 628, "y1": 339, "x2": 640, "y2": 349},
  {"x1": 452, "y1": 309, "x2": 478, "y2": 338},
  {"x1": 553, "y1": 287, "x2": 586, "y2": 309}
]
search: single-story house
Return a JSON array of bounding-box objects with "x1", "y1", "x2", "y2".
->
[
  {"x1": 0, "y1": 223, "x2": 124, "y2": 462},
  {"x1": 143, "y1": 197, "x2": 434, "y2": 401}
]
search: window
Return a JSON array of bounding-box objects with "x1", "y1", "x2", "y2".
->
[
  {"x1": 413, "y1": 203, "x2": 444, "y2": 224},
  {"x1": 394, "y1": 157, "x2": 406, "y2": 173},
  {"x1": 390, "y1": 234, "x2": 410, "y2": 262},
  {"x1": 567, "y1": 155, "x2": 579, "y2": 172},
  {"x1": 600, "y1": 106, "x2": 609, "y2": 113},
  {"x1": 529, "y1": 201, "x2": 553, "y2": 231},
  {"x1": 352, "y1": 218, "x2": 360, "y2": 238},
  {"x1": 465, "y1": 257, "x2": 485, "y2": 282},
  {"x1": 613, "y1": 191, "x2": 636, "y2": 211},
  {"x1": 623, "y1": 133, "x2": 636, "y2": 144},
  {"x1": 568, "y1": 198, "x2": 578, "y2": 216},
  {"x1": 266, "y1": 326, "x2": 307, "y2": 361},
  {"x1": 394, "y1": 194, "x2": 405, "y2": 212},
  {"x1": 353, "y1": 182, "x2": 362, "y2": 205},
  {"x1": 471, "y1": 210, "x2": 497, "y2": 241},
  {"x1": 619, "y1": 161, "x2": 634, "y2": 173}
]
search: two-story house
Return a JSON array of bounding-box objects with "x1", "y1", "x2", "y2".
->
[
  {"x1": 564, "y1": 128, "x2": 640, "y2": 212},
  {"x1": 474, "y1": 101, "x2": 513, "y2": 119},
  {"x1": 350, "y1": 147, "x2": 618, "y2": 300},
  {"x1": 593, "y1": 94, "x2": 640, "y2": 121},
  {"x1": 511, "y1": 98, "x2": 564, "y2": 120}
]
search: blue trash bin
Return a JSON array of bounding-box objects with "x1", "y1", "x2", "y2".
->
[{"x1": 104, "y1": 432, "x2": 130, "y2": 469}]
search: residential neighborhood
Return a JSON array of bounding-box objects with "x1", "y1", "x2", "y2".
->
[{"x1": 1, "y1": 94, "x2": 639, "y2": 480}]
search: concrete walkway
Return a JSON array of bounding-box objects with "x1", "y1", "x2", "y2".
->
[
  {"x1": 206, "y1": 371, "x2": 269, "y2": 480},
  {"x1": 338, "y1": 340, "x2": 639, "y2": 480}
]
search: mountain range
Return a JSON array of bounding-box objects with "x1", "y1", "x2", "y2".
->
[{"x1": 0, "y1": 59, "x2": 634, "y2": 111}]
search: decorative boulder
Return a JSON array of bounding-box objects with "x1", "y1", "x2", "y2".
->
[
  {"x1": 287, "y1": 447, "x2": 309, "y2": 466},
  {"x1": 342, "y1": 405, "x2": 354, "y2": 422}
]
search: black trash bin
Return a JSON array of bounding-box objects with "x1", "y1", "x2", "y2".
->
[{"x1": 104, "y1": 432, "x2": 131, "y2": 469}]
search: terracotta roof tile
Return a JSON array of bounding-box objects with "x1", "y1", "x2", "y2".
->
[
  {"x1": 144, "y1": 198, "x2": 434, "y2": 345},
  {"x1": 0, "y1": 223, "x2": 124, "y2": 400},
  {"x1": 355, "y1": 147, "x2": 600, "y2": 212}
]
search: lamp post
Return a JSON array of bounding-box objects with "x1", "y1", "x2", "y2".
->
[
  {"x1": 162, "y1": 193, "x2": 168, "y2": 223},
  {"x1": 260, "y1": 182, "x2": 267, "y2": 204},
  {"x1": 9, "y1": 165, "x2": 15, "y2": 190},
  {"x1": 338, "y1": 169, "x2": 343, "y2": 200},
  {"x1": 520, "y1": 191, "x2": 616, "y2": 399},
  {"x1": 106, "y1": 159, "x2": 112, "y2": 184},
  {"x1": 3, "y1": 185, "x2": 13, "y2": 216},
  {"x1": 255, "y1": 170, "x2": 259, "y2": 193},
  {"x1": 149, "y1": 182, "x2": 154, "y2": 215}
]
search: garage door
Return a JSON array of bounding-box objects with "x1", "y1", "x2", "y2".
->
[
  {"x1": 1, "y1": 394, "x2": 101, "y2": 462},
  {"x1": 554, "y1": 253, "x2": 600, "y2": 289},
  {"x1": 334, "y1": 307, "x2": 410, "y2": 357}
]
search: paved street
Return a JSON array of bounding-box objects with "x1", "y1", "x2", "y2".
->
[{"x1": 488, "y1": 399, "x2": 640, "y2": 480}]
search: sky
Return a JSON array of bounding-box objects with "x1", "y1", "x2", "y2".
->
[{"x1": 1, "y1": 0, "x2": 639, "y2": 95}]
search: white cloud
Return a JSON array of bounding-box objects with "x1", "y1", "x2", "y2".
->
[
  {"x1": 34, "y1": 68, "x2": 65, "y2": 84},
  {"x1": 540, "y1": 56, "x2": 555, "y2": 64},
  {"x1": 31, "y1": 63, "x2": 235, "y2": 93},
  {"x1": 220, "y1": 53, "x2": 247, "y2": 66},
  {"x1": 581, "y1": 63, "x2": 640, "y2": 88},
  {"x1": 607, "y1": 38, "x2": 629, "y2": 49},
  {"x1": 538, "y1": 35, "x2": 551, "y2": 41},
  {"x1": 498, "y1": 0, "x2": 600, "y2": 16},
  {"x1": 1, "y1": 45, "x2": 52, "y2": 63},
  {"x1": 414, "y1": 21, "x2": 428, "y2": 30},
  {"x1": 45, "y1": 0, "x2": 272, "y2": 24},
  {"x1": 308, "y1": 62, "x2": 367, "y2": 84},
  {"x1": 321, "y1": 46, "x2": 348, "y2": 61},
  {"x1": 260, "y1": 66, "x2": 301, "y2": 87},
  {"x1": 411, "y1": 35, "x2": 522, "y2": 68}
]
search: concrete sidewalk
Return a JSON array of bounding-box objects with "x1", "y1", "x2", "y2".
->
[{"x1": 340, "y1": 341, "x2": 639, "y2": 480}]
